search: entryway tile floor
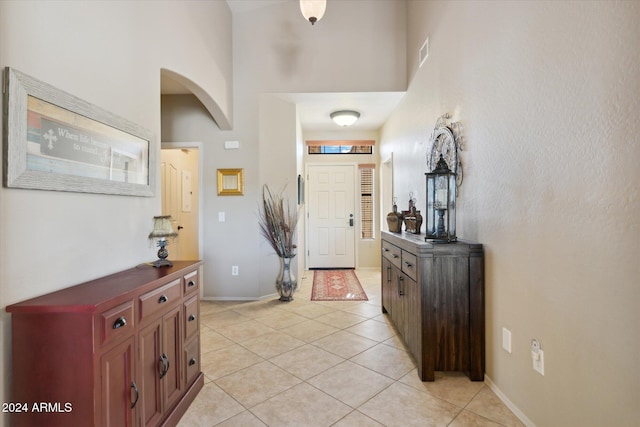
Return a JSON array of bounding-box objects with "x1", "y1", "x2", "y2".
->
[{"x1": 179, "y1": 270, "x2": 524, "y2": 427}]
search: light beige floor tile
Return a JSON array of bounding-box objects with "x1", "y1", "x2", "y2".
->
[
  {"x1": 288, "y1": 302, "x2": 338, "y2": 319},
  {"x1": 282, "y1": 318, "x2": 339, "y2": 342},
  {"x1": 255, "y1": 310, "x2": 309, "y2": 329},
  {"x1": 399, "y1": 369, "x2": 485, "y2": 408},
  {"x1": 307, "y1": 360, "x2": 394, "y2": 408},
  {"x1": 176, "y1": 382, "x2": 244, "y2": 427},
  {"x1": 200, "y1": 344, "x2": 263, "y2": 380},
  {"x1": 342, "y1": 302, "x2": 385, "y2": 318},
  {"x1": 230, "y1": 300, "x2": 286, "y2": 319},
  {"x1": 213, "y1": 410, "x2": 267, "y2": 426},
  {"x1": 214, "y1": 361, "x2": 301, "y2": 408},
  {"x1": 380, "y1": 334, "x2": 410, "y2": 352},
  {"x1": 312, "y1": 330, "x2": 379, "y2": 359},
  {"x1": 449, "y1": 409, "x2": 504, "y2": 427},
  {"x1": 215, "y1": 319, "x2": 276, "y2": 342},
  {"x1": 350, "y1": 343, "x2": 416, "y2": 380},
  {"x1": 315, "y1": 310, "x2": 369, "y2": 329},
  {"x1": 345, "y1": 318, "x2": 397, "y2": 342},
  {"x1": 240, "y1": 331, "x2": 305, "y2": 359},
  {"x1": 200, "y1": 310, "x2": 251, "y2": 329},
  {"x1": 200, "y1": 327, "x2": 234, "y2": 354},
  {"x1": 358, "y1": 382, "x2": 460, "y2": 427},
  {"x1": 465, "y1": 387, "x2": 526, "y2": 427},
  {"x1": 270, "y1": 344, "x2": 344, "y2": 380},
  {"x1": 332, "y1": 411, "x2": 385, "y2": 427},
  {"x1": 251, "y1": 382, "x2": 352, "y2": 427}
]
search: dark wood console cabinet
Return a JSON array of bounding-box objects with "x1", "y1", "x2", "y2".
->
[
  {"x1": 6, "y1": 261, "x2": 204, "y2": 427},
  {"x1": 381, "y1": 231, "x2": 484, "y2": 381}
]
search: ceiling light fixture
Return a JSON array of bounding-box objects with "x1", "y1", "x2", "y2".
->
[
  {"x1": 300, "y1": 0, "x2": 326, "y2": 25},
  {"x1": 330, "y1": 110, "x2": 360, "y2": 127}
]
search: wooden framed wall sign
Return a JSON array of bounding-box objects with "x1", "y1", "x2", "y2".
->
[{"x1": 2, "y1": 67, "x2": 155, "y2": 196}]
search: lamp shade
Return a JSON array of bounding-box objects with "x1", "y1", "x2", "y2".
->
[
  {"x1": 300, "y1": 0, "x2": 326, "y2": 25},
  {"x1": 148, "y1": 215, "x2": 178, "y2": 239},
  {"x1": 330, "y1": 110, "x2": 360, "y2": 127}
]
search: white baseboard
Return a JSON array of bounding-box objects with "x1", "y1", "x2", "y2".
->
[{"x1": 484, "y1": 375, "x2": 536, "y2": 427}]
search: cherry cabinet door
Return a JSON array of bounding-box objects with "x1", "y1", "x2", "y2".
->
[
  {"x1": 139, "y1": 320, "x2": 163, "y2": 427},
  {"x1": 101, "y1": 336, "x2": 136, "y2": 427}
]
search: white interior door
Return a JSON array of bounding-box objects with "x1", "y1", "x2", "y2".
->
[
  {"x1": 161, "y1": 148, "x2": 199, "y2": 260},
  {"x1": 307, "y1": 164, "x2": 356, "y2": 268}
]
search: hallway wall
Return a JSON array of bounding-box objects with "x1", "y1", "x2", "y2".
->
[{"x1": 381, "y1": 1, "x2": 640, "y2": 425}]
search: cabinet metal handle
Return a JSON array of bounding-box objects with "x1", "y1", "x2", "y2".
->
[
  {"x1": 112, "y1": 316, "x2": 127, "y2": 330},
  {"x1": 404, "y1": 261, "x2": 413, "y2": 268},
  {"x1": 383, "y1": 248, "x2": 389, "y2": 252},
  {"x1": 392, "y1": 254, "x2": 399, "y2": 259},
  {"x1": 159, "y1": 353, "x2": 169, "y2": 378},
  {"x1": 398, "y1": 276, "x2": 405, "y2": 296},
  {"x1": 187, "y1": 280, "x2": 196, "y2": 287},
  {"x1": 386, "y1": 266, "x2": 391, "y2": 283},
  {"x1": 158, "y1": 295, "x2": 168, "y2": 304},
  {"x1": 188, "y1": 314, "x2": 196, "y2": 321},
  {"x1": 189, "y1": 358, "x2": 197, "y2": 366},
  {"x1": 130, "y1": 381, "x2": 139, "y2": 409}
]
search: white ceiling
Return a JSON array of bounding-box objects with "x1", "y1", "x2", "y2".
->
[{"x1": 159, "y1": 0, "x2": 406, "y2": 132}]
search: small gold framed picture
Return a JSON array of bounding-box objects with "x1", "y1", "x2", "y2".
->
[{"x1": 217, "y1": 168, "x2": 244, "y2": 196}]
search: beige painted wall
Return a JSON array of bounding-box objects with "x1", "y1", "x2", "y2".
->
[
  {"x1": 0, "y1": 2, "x2": 232, "y2": 425},
  {"x1": 160, "y1": 0, "x2": 407, "y2": 299},
  {"x1": 381, "y1": 1, "x2": 640, "y2": 425}
]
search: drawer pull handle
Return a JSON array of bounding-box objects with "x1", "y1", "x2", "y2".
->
[
  {"x1": 158, "y1": 295, "x2": 168, "y2": 304},
  {"x1": 392, "y1": 254, "x2": 399, "y2": 259},
  {"x1": 188, "y1": 314, "x2": 196, "y2": 322},
  {"x1": 187, "y1": 280, "x2": 196, "y2": 287},
  {"x1": 189, "y1": 357, "x2": 197, "y2": 366},
  {"x1": 131, "y1": 381, "x2": 139, "y2": 409},
  {"x1": 383, "y1": 248, "x2": 389, "y2": 252},
  {"x1": 112, "y1": 317, "x2": 127, "y2": 329},
  {"x1": 404, "y1": 261, "x2": 413, "y2": 268}
]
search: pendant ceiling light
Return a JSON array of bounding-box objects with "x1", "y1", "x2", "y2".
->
[
  {"x1": 300, "y1": 0, "x2": 326, "y2": 25},
  {"x1": 330, "y1": 110, "x2": 360, "y2": 127}
]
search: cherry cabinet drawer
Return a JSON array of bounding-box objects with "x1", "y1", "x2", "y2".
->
[
  {"x1": 183, "y1": 270, "x2": 199, "y2": 296},
  {"x1": 183, "y1": 295, "x2": 199, "y2": 341},
  {"x1": 100, "y1": 301, "x2": 134, "y2": 345},
  {"x1": 139, "y1": 278, "x2": 181, "y2": 321},
  {"x1": 184, "y1": 338, "x2": 200, "y2": 386}
]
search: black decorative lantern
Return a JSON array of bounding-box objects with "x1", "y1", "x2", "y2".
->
[{"x1": 425, "y1": 155, "x2": 457, "y2": 242}]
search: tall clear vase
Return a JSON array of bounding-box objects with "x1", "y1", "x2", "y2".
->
[{"x1": 276, "y1": 256, "x2": 297, "y2": 302}]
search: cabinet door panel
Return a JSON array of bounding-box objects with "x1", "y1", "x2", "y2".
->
[
  {"x1": 139, "y1": 320, "x2": 163, "y2": 427},
  {"x1": 101, "y1": 336, "x2": 135, "y2": 427},
  {"x1": 163, "y1": 305, "x2": 183, "y2": 411}
]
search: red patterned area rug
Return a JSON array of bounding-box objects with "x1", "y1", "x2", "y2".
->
[{"x1": 311, "y1": 270, "x2": 368, "y2": 301}]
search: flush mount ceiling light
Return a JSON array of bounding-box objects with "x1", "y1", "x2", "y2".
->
[
  {"x1": 330, "y1": 110, "x2": 360, "y2": 127},
  {"x1": 300, "y1": 0, "x2": 326, "y2": 25}
]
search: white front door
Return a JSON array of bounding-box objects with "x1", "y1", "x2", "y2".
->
[
  {"x1": 307, "y1": 164, "x2": 356, "y2": 268},
  {"x1": 161, "y1": 148, "x2": 199, "y2": 260}
]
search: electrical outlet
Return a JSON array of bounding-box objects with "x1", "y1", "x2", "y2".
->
[
  {"x1": 502, "y1": 328, "x2": 512, "y2": 353},
  {"x1": 531, "y1": 338, "x2": 544, "y2": 375},
  {"x1": 231, "y1": 265, "x2": 239, "y2": 276}
]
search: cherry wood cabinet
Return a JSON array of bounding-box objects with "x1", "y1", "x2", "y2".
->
[
  {"x1": 381, "y1": 231, "x2": 485, "y2": 381},
  {"x1": 6, "y1": 261, "x2": 204, "y2": 427}
]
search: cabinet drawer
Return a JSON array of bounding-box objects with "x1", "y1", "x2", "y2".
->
[
  {"x1": 184, "y1": 338, "x2": 200, "y2": 386},
  {"x1": 401, "y1": 250, "x2": 418, "y2": 282},
  {"x1": 382, "y1": 241, "x2": 402, "y2": 269},
  {"x1": 183, "y1": 270, "x2": 199, "y2": 296},
  {"x1": 101, "y1": 301, "x2": 134, "y2": 346},
  {"x1": 184, "y1": 295, "x2": 199, "y2": 341},
  {"x1": 139, "y1": 279, "x2": 181, "y2": 321}
]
